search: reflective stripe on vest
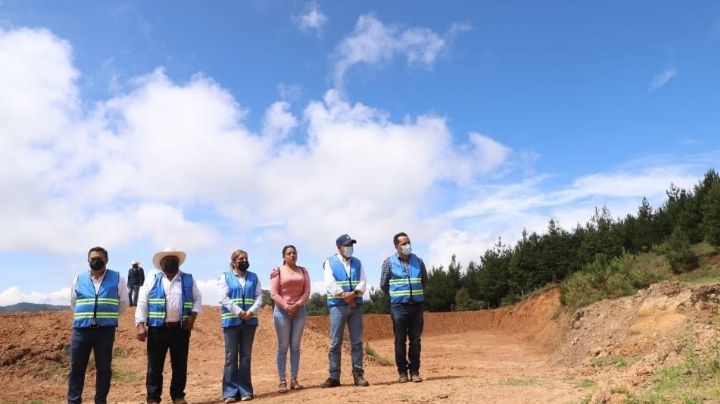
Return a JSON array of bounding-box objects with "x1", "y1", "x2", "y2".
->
[
  {"x1": 326, "y1": 255, "x2": 363, "y2": 307},
  {"x1": 147, "y1": 272, "x2": 194, "y2": 327},
  {"x1": 388, "y1": 254, "x2": 424, "y2": 304},
  {"x1": 221, "y1": 271, "x2": 259, "y2": 327},
  {"x1": 73, "y1": 270, "x2": 120, "y2": 328}
]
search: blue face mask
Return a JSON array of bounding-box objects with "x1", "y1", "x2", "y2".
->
[
  {"x1": 342, "y1": 246, "x2": 354, "y2": 258},
  {"x1": 400, "y1": 244, "x2": 412, "y2": 255}
]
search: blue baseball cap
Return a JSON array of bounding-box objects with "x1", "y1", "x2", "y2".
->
[{"x1": 336, "y1": 234, "x2": 357, "y2": 246}]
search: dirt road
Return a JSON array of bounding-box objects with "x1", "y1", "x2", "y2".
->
[{"x1": 0, "y1": 287, "x2": 593, "y2": 403}]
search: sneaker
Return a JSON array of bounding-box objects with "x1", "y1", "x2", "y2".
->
[
  {"x1": 410, "y1": 372, "x2": 423, "y2": 382},
  {"x1": 278, "y1": 380, "x2": 289, "y2": 394},
  {"x1": 353, "y1": 374, "x2": 370, "y2": 387},
  {"x1": 172, "y1": 399, "x2": 188, "y2": 404},
  {"x1": 224, "y1": 398, "x2": 237, "y2": 403},
  {"x1": 320, "y1": 377, "x2": 341, "y2": 388},
  {"x1": 290, "y1": 378, "x2": 304, "y2": 390},
  {"x1": 240, "y1": 396, "x2": 253, "y2": 401},
  {"x1": 398, "y1": 372, "x2": 409, "y2": 383}
]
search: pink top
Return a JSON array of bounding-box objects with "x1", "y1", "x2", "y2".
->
[{"x1": 270, "y1": 266, "x2": 311, "y2": 311}]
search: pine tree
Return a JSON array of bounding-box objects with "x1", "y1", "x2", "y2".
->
[{"x1": 701, "y1": 181, "x2": 720, "y2": 247}]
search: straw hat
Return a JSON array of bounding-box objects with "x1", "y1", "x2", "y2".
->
[{"x1": 152, "y1": 247, "x2": 186, "y2": 270}]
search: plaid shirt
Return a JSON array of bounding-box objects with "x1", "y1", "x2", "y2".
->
[{"x1": 380, "y1": 254, "x2": 428, "y2": 295}]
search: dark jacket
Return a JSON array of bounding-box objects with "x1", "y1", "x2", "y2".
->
[{"x1": 127, "y1": 266, "x2": 145, "y2": 287}]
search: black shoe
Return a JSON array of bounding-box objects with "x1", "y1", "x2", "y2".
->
[
  {"x1": 320, "y1": 377, "x2": 341, "y2": 388},
  {"x1": 353, "y1": 374, "x2": 370, "y2": 386}
]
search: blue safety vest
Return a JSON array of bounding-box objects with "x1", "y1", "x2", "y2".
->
[
  {"x1": 326, "y1": 255, "x2": 363, "y2": 307},
  {"x1": 221, "y1": 271, "x2": 259, "y2": 327},
  {"x1": 388, "y1": 254, "x2": 424, "y2": 304},
  {"x1": 147, "y1": 272, "x2": 194, "y2": 327},
  {"x1": 73, "y1": 270, "x2": 120, "y2": 328}
]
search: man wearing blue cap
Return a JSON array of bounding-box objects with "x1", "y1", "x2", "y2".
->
[{"x1": 320, "y1": 234, "x2": 370, "y2": 388}]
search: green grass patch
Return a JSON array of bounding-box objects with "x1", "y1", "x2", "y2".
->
[
  {"x1": 620, "y1": 335, "x2": 720, "y2": 403},
  {"x1": 690, "y1": 242, "x2": 717, "y2": 256},
  {"x1": 113, "y1": 347, "x2": 129, "y2": 358},
  {"x1": 573, "y1": 379, "x2": 596, "y2": 389},
  {"x1": 112, "y1": 368, "x2": 139, "y2": 383},
  {"x1": 560, "y1": 253, "x2": 671, "y2": 311},
  {"x1": 500, "y1": 377, "x2": 541, "y2": 386},
  {"x1": 590, "y1": 355, "x2": 637, "y2": 369},
  {"x1": 677, "y1": 261, "x2": 720, "y2": 284},
  {"x1": 364, "y1": 343, "x2": 392, "y2": 366}
]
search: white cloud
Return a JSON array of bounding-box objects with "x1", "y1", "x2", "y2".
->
[
  {"x1": 650, "y1": 67, "x2": 677, "y2": 91},
  {"x1": 432, "y1": 164, "x2": 705, "y2": 270},
  {"x1": 295, "y1": 2, "x2": 327, "y2": 34},
  {"x1": 333, "y1": 14, "x2": 466, "y2": 88},
  {"x1": 262, "y1": 101, "x2": 298, "y2": 142},
  {"x1": 0, "y1": 26, "x2": 511, "y2": 306},
  {"x1": 0, "y1": 286, "x2": 70, "y2": 306}
]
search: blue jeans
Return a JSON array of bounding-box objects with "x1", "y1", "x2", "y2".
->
[
  {"x1": 391, "y1": 302, "x2": 424, "y2": 375},
  {"x1": 68, "y1": 326, "x2": 116, "y2": 404},
  {"x1": 223, "y1": 324, "x2": 257, "y2": 400},
  {"x1": 328, "y1": 305, "x2": 364, "y2": 379},
  {"x1": 273, "y1": 305, "x2": 306, "y2": 381}
]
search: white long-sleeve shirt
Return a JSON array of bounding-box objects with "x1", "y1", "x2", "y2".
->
[
  {"x1": 134, "y1": 270, "x2": 202, "y2": 326},
  {"x1": 70, "y1": 269, "x2": 129, "y2": 314},
  {"x1": 217, "y1": 270, "x2": 263, "y2": 315},
  {"x1": 323, "y1": 253, "x2": 367, "y2": 296}
]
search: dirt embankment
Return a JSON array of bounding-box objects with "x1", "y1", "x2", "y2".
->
[{"x1": 0, "y1": 282, "x2": 717, "y2": 403}]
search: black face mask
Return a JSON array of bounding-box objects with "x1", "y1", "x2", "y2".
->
[
  {"x1": 89, "y1": 258, "x2": 105, "y2": 271},
  {"x1": 236, "y1": 261, "x2": 250, "y2": 271},
  {"x1": 162, "y1": 259, "x2": 180, "y2": 274}
]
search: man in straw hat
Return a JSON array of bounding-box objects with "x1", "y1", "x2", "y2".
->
[
  {"x1": 127, "y1": 260, "x2": 145, "y2": 307},
  {"x1": 135, "y1": 247, "x2": 202, "y2": 404}
]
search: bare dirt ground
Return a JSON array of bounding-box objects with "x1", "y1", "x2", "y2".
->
[{"x1": 1, "y1": 282, "x2": 718, "y2": 403}]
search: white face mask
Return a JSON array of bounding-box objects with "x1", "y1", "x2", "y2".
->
[
  {"x1": 342, "y1": 246, "x2": 354, "y2": 258},
  {"x1": 400, "y1": 244, "x2": 412, "y2": 255}
]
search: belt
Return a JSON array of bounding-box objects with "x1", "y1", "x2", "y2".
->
[{"x1": 164, "y1": 322, "x2": 181, "y2": 328}]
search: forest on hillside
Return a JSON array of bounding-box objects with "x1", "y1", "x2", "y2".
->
[{"x1": 301, "y1": 169, "x2": 720, "y2": 316}]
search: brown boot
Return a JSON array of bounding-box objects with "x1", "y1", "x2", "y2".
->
[{"x1": 353, "y1": 373, "x2": 370, "y2": 387}]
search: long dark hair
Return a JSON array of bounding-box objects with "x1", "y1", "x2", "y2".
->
[{"x1": 282, "y1": 245, "x2": 296, "y2": 264}]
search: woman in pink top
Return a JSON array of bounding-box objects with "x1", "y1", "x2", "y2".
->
[{"x1": 270, "y1": 245, "x2": 311, "y2": 394}]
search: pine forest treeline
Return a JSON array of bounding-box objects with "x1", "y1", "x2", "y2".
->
[{"x1": 305, "y1": 169, "x2": 720, "y2": 315}]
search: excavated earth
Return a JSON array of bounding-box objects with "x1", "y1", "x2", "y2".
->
[{"x1": 1, "y1": 282, "x2": 718, "y2": 403}]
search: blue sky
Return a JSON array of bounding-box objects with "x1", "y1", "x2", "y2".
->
[{"x1": 1, "y1": 1, "x2": 719, "y2": 306}]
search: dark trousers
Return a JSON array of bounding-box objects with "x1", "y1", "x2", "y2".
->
[
  {"x1": 391, "y1": 302, "x2": 424, "y2": 375},
  {"x1": 146, "y1": 326, "x2": 190, "y2": 402},
  {"x1": 128, "y1": 286, "x2": 141, "y2": 306},
  {"x1": 68, "y1": 327, "x2": 116, "y2": 404},
  {"x1": 222, "y1": 324, "x2": 257, "y2": 400}
]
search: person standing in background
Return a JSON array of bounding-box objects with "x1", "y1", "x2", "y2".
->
[
  {"x1": 380, "y1": 232, "x2": 428, "y2": 383},
  {"x1": 269, "y1": 245, "x2": 310, "y2": 394},
  {"x1": 127, "y1": 260, "x2": 145, "y2": 307},
  {"x1": 68, "y1": 246, "x2": 129, "y2": 404},
  {"x1": 218, "y1": 249, "x2": 263, "y2": 403}
]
